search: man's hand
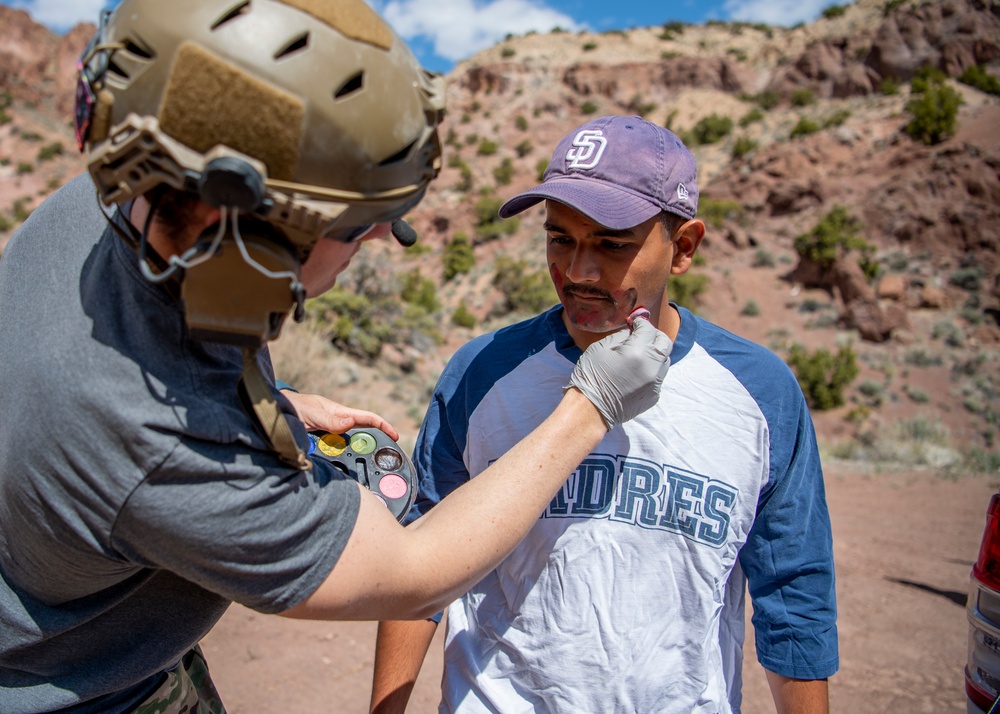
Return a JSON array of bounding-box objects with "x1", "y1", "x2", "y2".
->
[
  {"x1": 566, "y1": 318, "x2": 672, "y2": 430},
  {"x1": 280, "y1": 390, "x2": 399, "y2": 441}
]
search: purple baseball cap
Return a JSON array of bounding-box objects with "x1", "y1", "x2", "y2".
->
[{"x1": 499, "y1": 115, "x2": 699, "y2": 229}]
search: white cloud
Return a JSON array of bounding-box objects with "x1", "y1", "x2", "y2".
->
[
  {"x1": 722, "y1": 0, "x2": 850, "y2": 26},
  {"x1": 375, "y1": 0, "x2": 580, "y2": 62},
  {"x1": 6, "y1": 0, "x2": 109, "y2": 31}
]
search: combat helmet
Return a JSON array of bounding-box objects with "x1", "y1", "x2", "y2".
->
[{"x1": 75, "y1": 0, "x2": 445, "y2": 347}]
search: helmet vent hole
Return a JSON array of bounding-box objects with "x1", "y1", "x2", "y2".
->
[
  {"x1": 379, "y1": 140, "x2": 417, "y2": 167},
  {"x1": 107, "y1": 59, "x2": 130, "y2": 80},
  {"x1": 274, "y1": 32, "x2": 309, "y2": 60},
  {"x1": 123, "y1": 39, "x2": 153, "y2": 60},
  {"x1": 211, "y1": 1, "x2": 251, "y2": 31},
  {"x1": 334, "y1": 72, "x2": 365, "y2": 100}
]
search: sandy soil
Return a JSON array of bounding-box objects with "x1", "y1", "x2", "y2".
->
[{"x1": 199, "y1": 464, "x2": 995, "y2": 713}]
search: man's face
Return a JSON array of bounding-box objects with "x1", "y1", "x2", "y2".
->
[
  {"x1": 544, "y1": 201, "x2": 674, "y2": 338},
  {"x1": 299, "y1": 223, "x2": 392, "y2": 297}
]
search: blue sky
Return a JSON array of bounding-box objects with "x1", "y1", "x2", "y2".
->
[{"x1": 2, "y1": 0, "x2": 850, "y2": 73}]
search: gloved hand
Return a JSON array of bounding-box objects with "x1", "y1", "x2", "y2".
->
[{"x1": 566, "y1": 318, "x2": 672, "y2": 431}]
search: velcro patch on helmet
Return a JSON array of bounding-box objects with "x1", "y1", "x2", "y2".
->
[
  {"x1": 159, "y1": 42, "x2": 303, "y2": 181},
  {"x1": 279, "y1": 0, "x2": 393, "y2": 50}
]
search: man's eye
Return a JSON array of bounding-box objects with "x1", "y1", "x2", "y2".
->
[{"x1": 603, "y1": 241, "x2": 629, "y2": 251}]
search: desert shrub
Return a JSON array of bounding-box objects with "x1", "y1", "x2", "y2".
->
[
  {"x1": 582, "y1": 41, "x2": 598, "y2": 51},
  {"x1": 515, "y1": 139, "x2": 533, "y2": 158},
  {"x1": 823, "y1": 108, "x2": 851, "y2": 127},
  {"x1": 903, "y1": 348, "x2": 942, "y2": 367},
  {"x1": 910, "y1": 65, "x2": 948, "y2": 94},
  {"x1": 400, "y1": 269, "x2": 440, "y2": 312},
  {"x1": 308, "y1": 257, "x2": 438, "y2": 359},
  {"x1": 670, "y1": 272, "x2": 709, "y2": 312},
  {"x1": 12, "y1": 200, "x2": 31, "y2": 222},
  {"x1": 752, "y1": 248, "x2": 776, "y2": 268},
  {"x1": 882, "y1": 0, "x2": 907, "y2": 15},
  {"x1": 689, "y1": 113, "x2": 733, "y2": 145},
  {"x1": 958, "y1": 64, "x2": 1000, "y2": 96},
  {"x1": 493, "y1": 256, "x2": 558, "y2": 314},
  {"x1": 949, "y1": 265, "x2": 984, "y2": 291},
  {"x1": 501, "y1": 46, "x2": 516, "y2": 58},
  {"x1": 515, "y1": 115, "x2": 528, "y2": 131},
  {"x1": 0, "y1": 111, "x2": 11, "y2": 126},
  {"x1": 0, "y1": 90, "x2": 10, "y2": 110},
  {"x1": 932, "y1": 320, "x2": 965, "y2": 347},
  {"x1": 731, "y1": 135, "x2": 758, "y2": 159},
  {"x1": 857, "y1": 379, "x2": 885, "y2": 405},
  {"x1": 474, "y1": 194, "x2": 519, "y2": 241},
  {"x1": 37, "y1": 142, "x2": 64, "y2": 162},
  {"x1": 449, "y1": 156, "x2": 473, "y2": 192},
  {"x1": 474, "y1": 194, "x2": 503, "y2": 226},
  {"x1": 16, "y1": 162, "x2": 33, "y2": 175},
  {"x1": 791, "y1": 88, "x2": 816, "y2": 107},
  {"x1": 790, "y1": 116, "x2": 822, "y2": 138},
  {"x1": 822, "y1": 4, "x2": 847, "y2": 18},
  {"x1": 904, "y1": 78, "x2": 961, "y2": 145},
  {"x1": 786, "y1": 343, "x2": 859, "y2": 410},
  {"x1": 21, "y1": 131, "x2": 42, "y2": 142},
  {"x1": 493, "y1": 157, "x2": 514, "y2": 186},
  {"x1": 477, "y1": 138, "x2": 499, "y2": 156},
  {"x1": 698, "y1": 197, "x2": 743, "y2": 229},
  {"x1": 740, "y1": 299, "x2": 760, "y2": 316},
  {"x1": 727, "y1": 48, "x2": 747, "y2": 62},
  {"x1": 628, "y1": 95, "x2": 657, "y2": 117},
  {"x1": 794, "y1": 205, "x2": 878, "y2": 278},
  {"x1": 661, "y1": 21, "x2": 686, "y2": 37},
  {"x1": 753, "y1": 90, "x2": 781, "y2": 110},
  {"x1": 451, "y1": 302, "x2": 477, "y2": 328},
  {"x1": 739, "y1": 107, "x2": 764, "y2": 127},
  {"x1": 903, "y1": 385, "x2": 930, "y2": 403},
  {"x1": 443, "y1": 232, "x2": 475, "y2": 281},
  {"x1": 535, "y1": 158, "x2": 549, "y2": 182},
  {"x1": 580, "y1": 101, "x2": 599, "y2": 115},
  {"x1": 879, "y1": 77, "x2": 900, "y2": 95},
  {"x1": 663, "y1": 109, "x2": 679, "y2": 131}
]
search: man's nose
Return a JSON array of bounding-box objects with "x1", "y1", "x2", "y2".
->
[{"x1": 565, "y1": 246, "x2": 601, "y2": 282}]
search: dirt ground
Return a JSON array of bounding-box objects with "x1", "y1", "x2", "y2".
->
[{"x1": 199, "y1": 463, "x2": 995, "y2": 713}]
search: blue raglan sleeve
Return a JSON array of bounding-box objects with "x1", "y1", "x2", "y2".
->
[
  {"x1": 738, "y1": 376, "x2": 839, "y2": 680},
  {"x1": 405, "y1": 346, "x2": 479, "y2": 525}
]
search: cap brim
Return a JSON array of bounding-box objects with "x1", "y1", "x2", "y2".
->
[{"x1": 498, "y1": 177, "x2": 661, "y2": 230}]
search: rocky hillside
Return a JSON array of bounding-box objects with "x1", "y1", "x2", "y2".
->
[{"x1": 0, "y1": 0, "x2": 998, "y2": 473}]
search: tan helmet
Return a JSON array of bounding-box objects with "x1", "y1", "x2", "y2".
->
[{"x1": 77, "y1": 0, "x2": 445, "y2": 248}]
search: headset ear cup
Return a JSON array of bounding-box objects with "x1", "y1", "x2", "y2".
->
[{"x1": 181, "y1": 222, "x2": 301, "y2": 346}]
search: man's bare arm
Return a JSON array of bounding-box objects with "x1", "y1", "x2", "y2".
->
[
  {"x1": 282, "y1": 390, "x2": 606, "y2": 621},
  {"x1": 765, "y1": 671, "x2": 829, "y2": 714},
  {"x1": 370, "y1": 618, "x2": 440, "y2": 714}
]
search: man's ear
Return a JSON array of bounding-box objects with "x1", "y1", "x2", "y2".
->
[{"x1": 670, "y1": 219, "x2": 706, "y2": 275}]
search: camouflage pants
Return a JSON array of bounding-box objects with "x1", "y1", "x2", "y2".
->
[{"x1": 131, "y1": 645, "x2": 227, "y2": 714}]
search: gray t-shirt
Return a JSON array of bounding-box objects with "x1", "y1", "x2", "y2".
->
[{"x1": 0, "y1": 175, "x2": 361, "y2": 713}]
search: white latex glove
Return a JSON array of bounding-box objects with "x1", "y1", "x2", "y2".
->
[{"x1": 565, "y1": 317, "x2": 672, "y2": 431}]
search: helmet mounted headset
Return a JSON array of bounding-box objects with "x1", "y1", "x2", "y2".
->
[
  {"x1": 75, "y1": 0, "x2": 445, "y2": 468},
  {"x1": 75, "y1": 0, "x2": 444, "y2": 347}
]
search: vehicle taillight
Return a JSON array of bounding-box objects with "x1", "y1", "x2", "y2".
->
[
  {"x1": 975, "y1": 494, "x2": 1000, "y2": 593},
  {"x1": 967, "y1": 672, "x2": 998, "y2": 713}
]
